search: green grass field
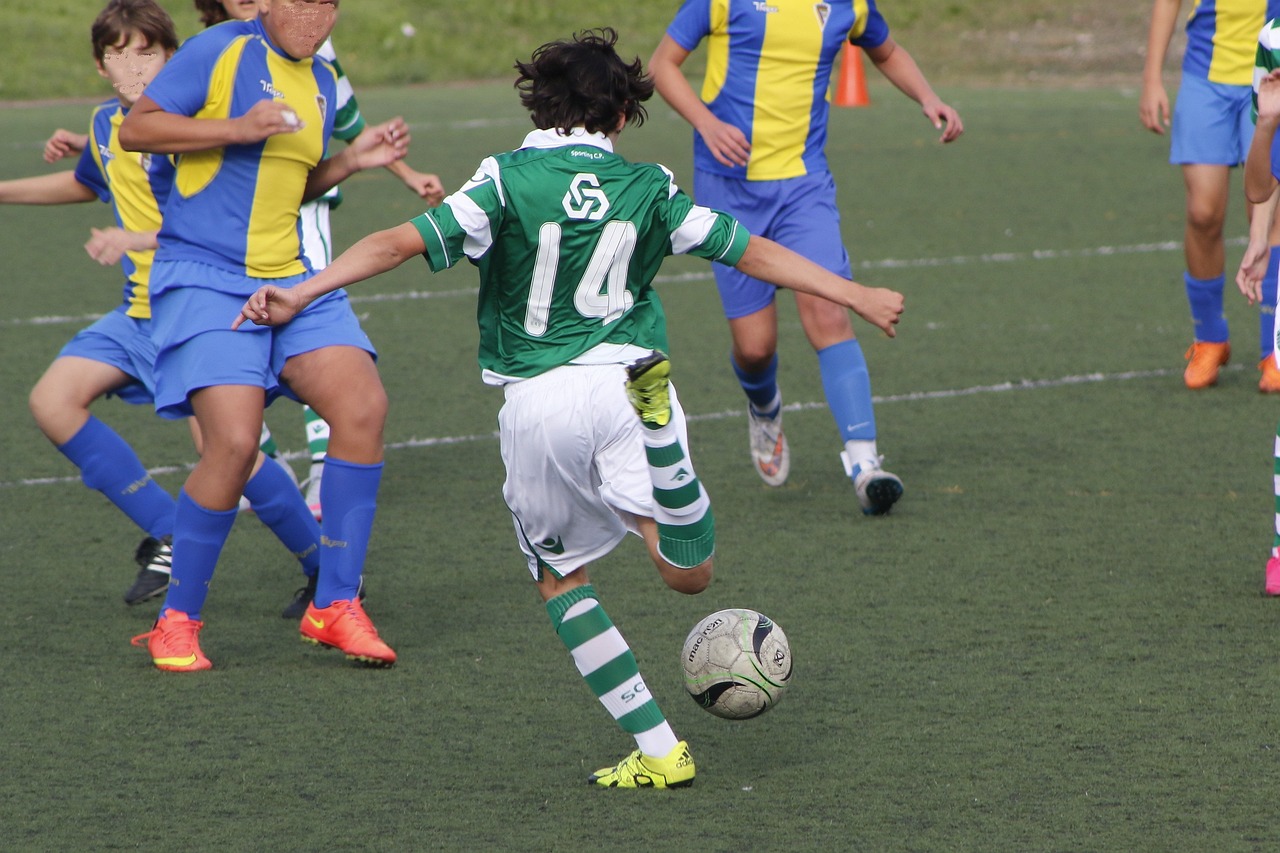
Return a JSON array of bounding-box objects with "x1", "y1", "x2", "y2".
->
[{"x1": 4, "y1": 77, "x2": 1280, "y2": 850}]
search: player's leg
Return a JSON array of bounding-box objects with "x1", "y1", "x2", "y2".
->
[
  {"x1": 696, "y1": 168, "x2": 791, "y2": 486},
  {"x1": 1261, "y1": 246, "x2": 1280, "y2": 392},
  {"x1": 30, "y1": 315, "x2": 179, "y2": 604},
  {"x1": 500, "y1": 367, "x2": 694, "y2": 788},
  {"x1": 622, "y1": 357, "x2": 715, "y2": 587},
  {"x1": 1170, "y1": 74, "x2": 1246, "y2": 388},
  {"x1": 30, "y1": 355, "x2": 176, "y2": 543},
  {"x1": 779, "y1": 171, "x2": 901, "y2": 514},
  {"x1": 280, "y1": 339, "x2": 393, "y2": 666}
]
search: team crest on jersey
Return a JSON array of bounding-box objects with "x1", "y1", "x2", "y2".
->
[
  {"x1": 139, "y1": 152, "x2": 152, "y2": 172},
  {"x1": 315, "y1": 93, "x2": 328, "y2": 126},
  {"x1": 814, "y1": 2, "x2": 831, "y2": 29},
  {"x1": 563, "y1": 173, "x2": 609, "y2": 221}
]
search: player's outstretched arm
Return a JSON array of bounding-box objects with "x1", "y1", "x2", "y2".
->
[
  {"x1": 865, "y1": 37, "x2": 963, "y2": 143},
  {"x1": 0, "y1": 171, "x2": 97, "y2": 205},
  {"x1": 386, "y1": 159, "x2": 445, "y2": 206},
  {"x1": 234, "y1": 221, "x2": 426, "y2": 329},
  {"x1": 304, "y1": 117, "x2": 409, "y2": 202},
  {"x1": 733, "y1": 236, "x2": 904, "y2": 336},
  {"x1": 120, "y1": 96, "x2": 304, "y2": 154}
]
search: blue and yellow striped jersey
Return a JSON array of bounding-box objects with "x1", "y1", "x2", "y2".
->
[
  {"x1": 1183, "y1": 0, "x2": 1280, "y2": 85},
  {"x1": 73, "y1": 99, "x2": 175, "y2": 319},
  {"x1": 668, "y1": 0, "x2": 889, "y2": 181},
  {"x1": 143, "y1": 18, "x2": 338, "y2": 279}
]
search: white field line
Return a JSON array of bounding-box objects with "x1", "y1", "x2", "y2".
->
[
  {"x1": 2, "y1": 363, "x2": 1213, "y2": 491},
  {"x1": 4, "y1": 237, "x2": 1243, "y2": 329}
]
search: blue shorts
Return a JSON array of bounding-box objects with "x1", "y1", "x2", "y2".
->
[
  {"x1": 149, "y1": 260, "x2": 376, "y2": 419},
  {"x1": 693, "y1": 169, "x2": 851, "y2": 319},
  {"x1": 1170, "y1": 73, "x2": 1253, "y2": 166},
  {"x1": 57, "y1": 306, "x2": 157, "y2": 405}
]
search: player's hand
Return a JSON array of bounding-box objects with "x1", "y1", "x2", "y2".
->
[
  {"x1": 852, "y1": 285, "x2": 905, "y2": 338},
  {"x1": 1139, "y1": 81, "x2": 1171, "y2": 134},
  {"x1": 44, "y1": 129, "x2": 89, "y2": 163},
  {"x1": 348, "y1": 118, "x2": 410, "y2": 172},
  {"x1": 1236, "y1": 238, "x2": 1269, "y2": 304},
  {"x1": 83, "y1": 226, "x2": 142, "y2": 266},
  {"x1": 233, "y1": 284, "x2": 305, "y2": 329},
  {"x1": 400, "y1": 168, "x2": 445, "y2": 205},
  {"x1": 1259, "y1": 70, "x2": 1280, "y2": 125},
  {"x1": 235, "y1": 99, "x2": 305, "y2": 144},
  {"x1": 695, "y1": 116, "x2": 751, "y2": 168},
  {"x1": 922, "y1": 99, "x2": 964, "y2": 143}
]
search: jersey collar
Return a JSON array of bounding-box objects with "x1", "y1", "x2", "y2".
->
[{"x1": 519, "y1": 127, "x2": 614, "y2": 153}]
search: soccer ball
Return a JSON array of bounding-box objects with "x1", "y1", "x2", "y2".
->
[{"x1": 681, "y1": 608, "x2": 792, "y2": 719}]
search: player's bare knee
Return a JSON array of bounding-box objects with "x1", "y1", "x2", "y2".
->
[{"x1": 660, "y1": 559, "x2": 713, "y2": 595}]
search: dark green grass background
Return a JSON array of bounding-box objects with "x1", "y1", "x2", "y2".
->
[{"x1": 4, "y1": 81, "x2": 1280, "y2": 851}]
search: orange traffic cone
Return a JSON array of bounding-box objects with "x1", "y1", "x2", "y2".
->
[{"x1": 834, "y1": 43, "x2": 870, "y2": 107}]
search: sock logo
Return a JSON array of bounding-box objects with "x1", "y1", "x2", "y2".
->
[{"x1": 672, "y1": 467, "x2": 690, "y2": 482}]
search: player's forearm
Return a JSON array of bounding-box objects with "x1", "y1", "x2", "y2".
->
[
  {"x1": 1245, "y1": 119, "x2": 1280, "y2": 204},
  {"x1": 119, "y1": 108, "x2": 243, "y2": 154},
  {"x1": 303, "y1": 148, "x2": 357, "y2": 202},
  {"x1": 735, "y1": 236, "x2": 855, "y2": 302},
  {"x1": 0, "y1": 171, "x2": 95, "y2": 204},
  {"x1": 295, "y1": 222, "x2": 424, "y2": 304},
  {"x1": 867, "y1": 40, "x2": 939, "y2": 107}
]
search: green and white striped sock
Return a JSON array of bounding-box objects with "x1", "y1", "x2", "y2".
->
[
  {"x1": 259, "y1": 422, "x2": 279, "y2": 457},
  {"x1": 547, "y1": 584, "x2": 677, "y2": 756},
  {"x1": 303, "y1": 405, "x2": 330, "y2": 463},
  {"x1": 640, "y1": 422, "x2": 714, "y2": 568},
  {"x1": 1273, "y1": 422, "x2": 1280, "y2": 557}
]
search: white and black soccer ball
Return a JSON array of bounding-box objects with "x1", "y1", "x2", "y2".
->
[{"x1": 681, "y1": 608, "x2": 792, "y2": 719}]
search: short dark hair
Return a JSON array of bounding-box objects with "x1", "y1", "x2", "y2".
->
[
  {"x1": 514, "y1": 27, "x2": 654, "y2": 135},
  {"x1": 91, "y1": 0, "x2": 179, "y2": 61},
  {"x1": 193, "y1": 0, "x2": 230, "y2": 28}
]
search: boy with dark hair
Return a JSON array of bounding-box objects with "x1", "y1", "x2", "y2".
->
[
  {"x1": 235, "y1": 28, "x2": 903, "y2": 786},
  {"x1": 3, "y1": 0, "x2": 323, "y2": 611}
]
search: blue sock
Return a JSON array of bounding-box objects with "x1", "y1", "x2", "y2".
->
[
  {"x1": 58, "y1": 415, "x2": 176, "y2": 538},
  {"x1": 1261, "y1": 249, "x2": 1279, "y2": 359},
  {"x1": 731, "y1": 353, "x2": 780, "y2": 416},
  {"x1": 162, "y1": 490, "x2": 236, "y2": 621},
  {"x1": 1185, "y1": 271, "x2": 1229, "y2": 343},
  {"x1": 817, "y1": 339, "x2": 876, "y2": 441},
  {"x1": 314, "y1": 457, "x2": 382, "y2": 608},
  {"x1": 242, "y1": 457, "x2": 320, "y2": 578}
]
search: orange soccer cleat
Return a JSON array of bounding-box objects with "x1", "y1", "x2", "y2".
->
[
  {"x1": 1183, "y1": 341, "x2": 1230, "y2": 389},
  {"x1": 1259, "y1": 356, "x2": 1280, "y2": 393},
  {"x1": 131, "y1": 608, "x2": 212, "y2": 672},
  {"x1": 300, "y1": 597, "x2": 396, "y2": 667}
]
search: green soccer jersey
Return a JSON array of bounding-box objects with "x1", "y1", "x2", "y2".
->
[{"x1": 411, "y1": 128, "x2": 751, "y2": 381}]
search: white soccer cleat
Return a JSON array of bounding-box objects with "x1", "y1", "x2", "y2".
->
[
  {"x1": 841, "y1": 451, "x2": 903, "y2": 516},
  {"x1": 747, "y1": 405, "x2": 790, "y2": 487}
]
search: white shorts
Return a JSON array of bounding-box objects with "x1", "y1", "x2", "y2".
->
[{"x1": 498, "y1": 362, "x2": 692, "y2": 579}]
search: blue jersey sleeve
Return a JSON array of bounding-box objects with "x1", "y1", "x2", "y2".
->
[
  {"x1": 71, "y1": 101, "x2": 117, "y2": 203},
  {"x1": 849, "y1": 0, "x2": 890, "y2": 49},
  {"x1": 667, "y1": 0, "x2": 712, "y2": 51},
  {"x1": 143, "y1": 26, "x2": 238, "y2": 117}
]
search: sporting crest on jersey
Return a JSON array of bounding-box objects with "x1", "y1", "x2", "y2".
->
[
  {"x1": 563, "y1": 173, "x2": 609, "y2": 221},
  {"x1": 814, "y1": 3, "x2": 831, "y2": 29},
  {"x1": 139, "y1": 152, "x2": 152, "y2": 172},
  {"x1": 315, "y1": 93, "x2": 328, "y2": 126}
]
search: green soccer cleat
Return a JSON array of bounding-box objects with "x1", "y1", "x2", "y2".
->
[
  {"x1": 625, "y1": 351, "x2": 672, "y2": 428},
  {"x1": 588, "y1": 740, "x2": 695, "y2": 789}
]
